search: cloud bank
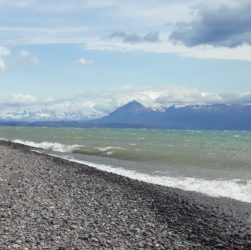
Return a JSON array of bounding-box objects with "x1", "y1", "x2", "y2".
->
[
  {"x1": 1, "y1": 0, "x2": 251, "y2": 60},
  {"x1": 1, "y1": 87, "x2": 251, "y2": 120}
]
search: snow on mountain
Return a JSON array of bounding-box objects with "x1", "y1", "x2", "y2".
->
[
  {"x1": 1, "y1": 101, "x2": 251, "y2": 131},
  {"x1": 0, "y1": 109, "x2": 91, "y2": 121}
]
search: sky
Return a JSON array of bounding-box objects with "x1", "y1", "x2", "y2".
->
[{"x1": 0, "y1": 0, "x2": 251, "y2": 118}]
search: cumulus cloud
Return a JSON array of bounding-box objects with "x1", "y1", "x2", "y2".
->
[
  {"x1": 109, "y1": 31, "x2": 160, "y2": 44},
  {"x1": 170, "y1": 0, "x2": 251, "y2": 47},
  {"x1": 73, "y1": 57, "x2": 93, "y2": 65}
]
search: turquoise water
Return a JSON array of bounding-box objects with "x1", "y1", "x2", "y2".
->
[{"x1": 1, "y1": 126, "x2": 250, "y2": 202}]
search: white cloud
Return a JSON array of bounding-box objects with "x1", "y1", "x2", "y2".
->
[
  {"x1": 95, "y1": 86, "x2": 226, "y2": 108},
  {"x1": 3, "y1": 94, "x2": 38, "y2": 106},
  {"x1": 74, "y1": 57, "x2": 92, "y2": 65},
  {"x1": 0, "y1": 45, "x2": 10, "y2": 72},
  {"x1": 19, "y1": 50, "x2": 30, "y2": 57},
  {"x1": 0, "y1": 45, "x2": 10, "y2": 56},
  {"x1": 0, "y1": 0, "x2": 195, "y2": 18},
  {"x1": 0, "y1": 47, "x2": 38, "y2": 72},
  {"x1": 84, "y1": 36, "x2": 251, "y2": 61},
  {"x1": 182, "y1": 44, "x2": 251, "y2": 61},
  {"x1": 19, "y1": 50, "x2": 39, "y2": 65},
  {"x1": 2, "y1": 30, "x2": 251, "y2": 61},
  {"x1": 1, "y1": 87, "x2": 251, "y2": 119},
  {"x1": 0, "y1": 0, "x2": 119, "y2": 13},
  {"x1": 0, "y1": 59, "x2": 7, "y2": 72},
  {"x1": 0, "y1": 26, "x2": 90, "y2": 45},
  {"x1": 1, "y1": 0, "x2": 250, "y2": 61},
  {"x1": 62, "y1": 87, "x2": 251, "y2": 112},
  {"x1": 112, "y1": 1, "x2": 195, "y2": 24}
]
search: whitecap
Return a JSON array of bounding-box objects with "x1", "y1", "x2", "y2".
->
[
  {"x1": 52, "y1": 155, "x2": 251, "y2": 203},
  {"x1": 12, "y1": 139, "x2": 80, "y2": 153}
]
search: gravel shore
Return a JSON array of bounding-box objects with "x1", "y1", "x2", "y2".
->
[{"x1": 0, "y1": 140, "x2": 250, "y2": 250}]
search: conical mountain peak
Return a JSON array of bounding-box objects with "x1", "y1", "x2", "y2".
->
[{"x1": 113, "y1": 100, "x2": 147, "y2": 114}]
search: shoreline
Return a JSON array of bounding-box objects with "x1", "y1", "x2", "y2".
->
[{"x1": 0, "y1": 140, "x2": 250, "y2": 249}]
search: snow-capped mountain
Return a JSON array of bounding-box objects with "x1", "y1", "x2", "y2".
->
[
  {"x1": 1, "y1": 101, "x2": 251, "y2": 130},
  {"x1": 90, "y1": 101, "x2": 251, "y2": 130},
  {"x1": 0, "y1": 110, "x2": 91, "y2": 121}
]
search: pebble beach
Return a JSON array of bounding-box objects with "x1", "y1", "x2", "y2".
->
[{"x1": 0, "y1": 140, "x2": 250, "y2": 249}]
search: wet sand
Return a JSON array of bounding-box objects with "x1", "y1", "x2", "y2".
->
[{"x1": 0, "y1": 140, "x2": 250, "y2": 249}]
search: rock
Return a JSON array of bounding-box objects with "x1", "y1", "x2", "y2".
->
[{"x1": 0, "y1": 141, "x2": 250, "y2": 250}]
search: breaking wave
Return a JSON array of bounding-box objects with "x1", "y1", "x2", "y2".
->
[
  {"x1": 57, "y1": 156, "x2": 251, "y2": 203},
  {"x1": 9, "y1": 139, "x2": 165, "y2": 162},
  {"x1": 3, "y1": 138, "x2": 251, "y2": 203},
  {"x1": 12, "y1": 139, "x2": 80, "y2": 153}
]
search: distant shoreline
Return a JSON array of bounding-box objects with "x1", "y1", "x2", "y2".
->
[
  {"x1": 0, "y1": 140, "x2": 250, "y2": 249},
  {"x1": 1, "y1": 123, "x2": 251, "y2": 132}
]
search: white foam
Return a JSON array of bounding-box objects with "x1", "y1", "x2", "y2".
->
[
  {"x1": 105, "y1": 151, "x2": 113, "y2": 156},
  {"x1": 137, "y1": 137, "x2": 145, "y2": 140},
  {"x1": 3, "y1": 138, "x2": 251, "y2": 203},
  {"x1": 96, "y1": 146, "x2": 127, "y2": 151},
  {"x1": 12, "y1": 139, "x2": 80, "y2": 153},
  {"x1": 53, "y1": 155, "x2": 251, "y2": 203}
]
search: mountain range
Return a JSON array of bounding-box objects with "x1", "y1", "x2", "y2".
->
[
  {"x1": 0, "y1": 110, "x2": 90, "y2": 122},
  {"x1": 1, "y1": 100, "x2": 251, "y2": 130}
]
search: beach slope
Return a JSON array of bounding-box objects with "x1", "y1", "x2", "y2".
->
[{"x1": 0, "y1": 140, "x2": 250, "y2": 249}]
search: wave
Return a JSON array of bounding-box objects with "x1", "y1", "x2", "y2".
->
[
  {"x1": 72, "y1": 146, "x2": 157, "y2": 160},
  {"x1": 4, "y1": 139, "x2": 151, "y2": 161},
  {"x1": 12, "y1": 139, "x2": 80, "y2": 153},
  {"x1": 73, "y1": 146, "x2": 132, "y2": 158},
  {"x1": 3, "y1": 138, "x2": 251, "y2": 202},
  {"x1": 8, "y1": 139, "x2": 146, "y2": 161},
  {"x1": 53, "y1": 155, "x2": 251, "y2": 203}
]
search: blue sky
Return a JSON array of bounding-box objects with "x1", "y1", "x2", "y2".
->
[{"x1": 1, "y1": 0, "x2": 251, "y2": 117}]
